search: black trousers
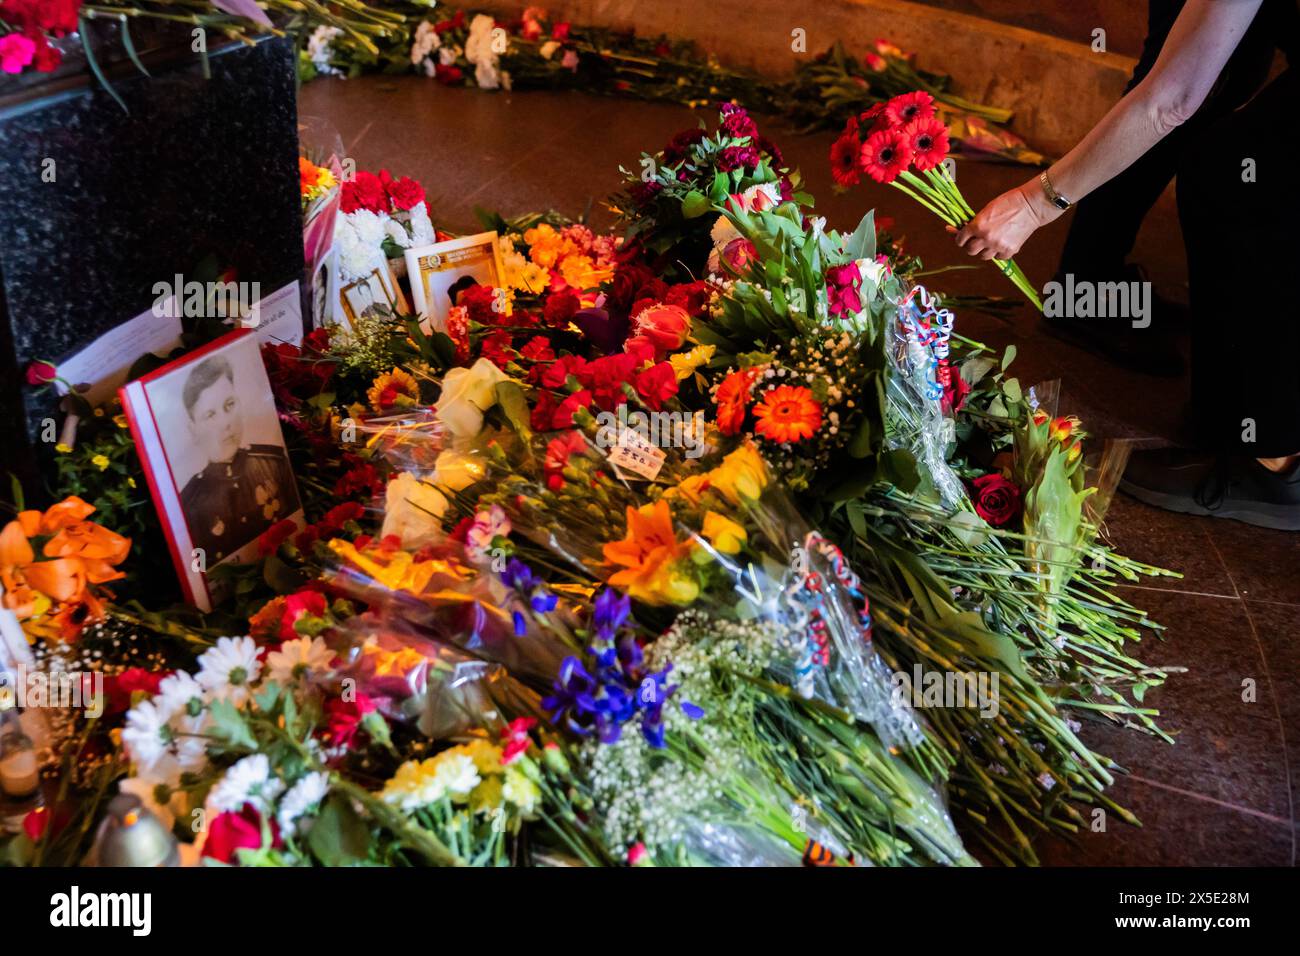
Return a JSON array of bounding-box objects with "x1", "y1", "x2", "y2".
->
[
  {"x1": 1177, "y1": 66, "x2": 1300, "y2": 457},
  {"x1": 1056, "y1": 0, "x2": 1280, "y2": 286}
]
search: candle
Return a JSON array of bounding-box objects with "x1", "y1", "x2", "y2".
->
[{"x1": 0, "y1": 748, "x2": 38, "y2": 796}]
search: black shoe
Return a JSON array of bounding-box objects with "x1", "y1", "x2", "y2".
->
[{"x1": 1119, "y1": 449, "x2": 1300, "y2": 531}]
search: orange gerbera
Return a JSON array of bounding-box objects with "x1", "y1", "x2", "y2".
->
[
  {"x1": 714, "y1": 369, "x2": 757, "y2": 436},
  {"x1": 752, "y1": 385, "x2": 822, "y2": 444},
  {"x1": 603, "y1": 500, "x2": 698, "y2": 605}
]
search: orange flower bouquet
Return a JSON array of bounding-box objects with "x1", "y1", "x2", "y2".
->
[{"x1": 0, "y1": 496, "x2": 131, "y2": 641}]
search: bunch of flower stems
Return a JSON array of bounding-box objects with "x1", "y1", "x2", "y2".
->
[{"x1": 889, "y1": 166, "x2": 1043, "y2": 312}]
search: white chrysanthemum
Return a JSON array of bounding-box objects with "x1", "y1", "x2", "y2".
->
[
  {"x1": 207, "y1": 754, "x2": 284, "y2": 814},
  {"x1": 156, "y1": 670, "x2": 205, "y2": 717},
  {"x1": 196, "y1": 636, "x2": 262, "y2": 707},
  {"x1": 121, "y1": 697, "x2": 178, "y2": 772},
  {"x1": 410, "y1": 20, "x2": 441, "y2": 65},
  {"x1": 465, "y1": 14, "x2": 501, "y2": 89},
  {"x1": 307, "y1": 26, "x2": 343, "y2": 74},
  {"x1": 385, "y1": 218, "x2": 413, "y2": 249},
  {"x1": 407, "y1": 204, "x2": 435, "y2": 246},
  {"x1": 277, "y1": 772, "x2": 330, "y2": 832},
  {"x1": 349, "y1": 208, "x2": 390, "y2": 249},
  {"x1": 266, "y1": 636, "x2": 334, "y2": 686}
]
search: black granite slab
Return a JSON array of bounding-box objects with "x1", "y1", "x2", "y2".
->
[{"x1": 0, "y1": 28, "x2": 303, "y2": 500}]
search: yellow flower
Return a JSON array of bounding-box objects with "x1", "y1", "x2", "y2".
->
[
  {"x1": 469, "y1": 774, "x2": 504, "y2": 814},
  {"x1": 701, "y1": 511, "x2": 747, "y2": 555},
  {"x1": 503, "y1": 766, "x2": 541, "y2": 817},
  {"x1": 92, "y1": 454, "x2": 110, "y2": 471},
  {"x1": 55, "y1": 443, "x2": 72, "y2": 454},
  {"x1": 669, "y1": 344, "x2": 715, "y2": 381},
  {"x1": 455, "y1": 738, "x2": 505, "y2": 777},
  {"x1": 604, "y1": 500, "x2": 699, "y2": 606},
  {"x1": 367, "y1": 367, "x2": 421, "y2": 413},
  {"x1": 663, "y1": 473, "x2": 711, "y2": 507},
  {"x1": 113, "y1": 414, "x2": 128, "y2": 429},
  {"x1": 127, "y1": 478, "x2": 136, "y2": 489},
  {"x1": 706, "y1": 443, "x2": 768, "y2": 504},
  {"x1": 516, "y1": 261, "x2": 550, "y2": 294},
  {"x1": 558, "y1": 254, "x2": 613, "y2": 291}
]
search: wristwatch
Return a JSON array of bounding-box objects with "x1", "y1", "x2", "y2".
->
[{"x1": 1039, "y1": 171, "x2": 1072, "y2": 210}]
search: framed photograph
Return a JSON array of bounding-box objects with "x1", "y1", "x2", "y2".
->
[
  {"x1": 335, "y1": 260, "x2": 408, "y2": 328},
  {"x1": 119, "y1": 329, "x2": 304, "y2": 611},
  {"x1": 405, "y1": 231, "x2": 503, "y2": 332}
]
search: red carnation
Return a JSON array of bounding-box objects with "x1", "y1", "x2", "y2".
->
[
  {"x1": 480, "y1": 330, "x2": 516, "y2": 369},
  {"x1": 281, "y1": 589, "x2": 328, "y2": 642},
  {"x1": 323, "y1": 692, "x2": 377, "y2": 749},
  {"x1": 633, "y1": 362, "x2": 678, "y2": 411},
  {"x1": 340, "y1": 170, "x2": 387, "y2": 214},
  {"x1": 458, "y1": 283, "x2": 499, "y2": 325},
  {"x1": 859, "y1": 127, "x2": 913, "y2": 184},
  {"x1": 552, "y1": 389, "x2": 593, "y2": 428},
  {"x1": 544, "y1": 430, "x2": 587, "y2": 490},
  {"x1": 382, "y1": 172, "x2": 426, "y2": 212},
  {"x1": 258, "y1": 518, "x2": 298, "y2": 557},
  {"x1": 543, "y1": 288, "x2": 581, "y2": 329},
  {"x1": 541, "y1": 354, "x2": 588, "y2": 390},
  {"x1": 970, "y1": 474, "x2": 1022, "y2": 527},
  {"x1": 664, "y1": 281, "x2": 711, "y2": 317}
]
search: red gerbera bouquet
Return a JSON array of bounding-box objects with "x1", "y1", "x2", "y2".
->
[{"x1": 829, "y1": 91, "x2": 1042, "y2": 311}]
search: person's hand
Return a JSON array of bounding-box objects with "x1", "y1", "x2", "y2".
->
[{"x1": 950, "y1": 179, "x2": 1062, "y2": 260}]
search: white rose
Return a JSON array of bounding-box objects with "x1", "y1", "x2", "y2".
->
[
  {"x1": 856, "y1": 257, "x2": 886, "y2": 289},
  {"x1": 381, "y1": 472, "x2": 450, "y2": 547},
  {"x1": 434, "y1": 358, "x2": 510, "y2": 445}
]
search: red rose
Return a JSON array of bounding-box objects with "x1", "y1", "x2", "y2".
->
[
  {"x1": 203, "y1": 804, "x2": 282, "y2": 865},
  {"x1": 631, "y1": 303, "x2": 691, "y2": 355},
  {"x1": 970, "y1": 474, "x2": 1022, "y2": 527},
  {"x1": 25, "y1": 360, "x2": 57, "y2": 386},
  {"x1": 340, "y1": 170, "x2": 387, "y2": 214}
]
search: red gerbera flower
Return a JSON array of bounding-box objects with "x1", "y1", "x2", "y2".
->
[
  {"x1": 859, "y1": 128, "x2": 914, "y2": 184},
  {"x1": 902, "y1": 116, "x2": 950, "y2": 172},
  {"x1": 858, "y1": 102, "x2": 889, "y2": 133},
  {"x1": 883, "y1": 90, "x2": 936, "y2": 127},
  {"x1": 829, "y1": 132, "x2": 862, "y2": 188}
]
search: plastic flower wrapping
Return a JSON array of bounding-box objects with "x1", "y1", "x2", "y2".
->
[{"x1": 6, "y1": 101, "x2": 1180, "y2": 869}]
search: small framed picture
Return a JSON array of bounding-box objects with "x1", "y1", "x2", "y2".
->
[
  {"x1": 405, "y1": 231, "x2": 503, "y2": 332},
  {"x1": 120, "y1": 329, "x2": 304, "y2": 611},
  {"x1": 337, "y1": 260, "x2": 408, "y2": 328}
]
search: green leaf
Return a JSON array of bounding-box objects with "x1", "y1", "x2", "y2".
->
[
  {"x1": 306, "y1": 793, "x2": 371, "y2": 866},
  {"x1": 709, "y1": 171, "x2": 730, "y2": 205},
  {"x1": 494, "y1": 381, "x2": 533, "y2": 441},
  {"x1": 207, "y1": 699, "x2": 258, "y2": 751},
  {"x1": 681, "y1": 191, "x2": 711, "y2": 219},
  {"x1": 1001, "y1": 344, "x2": 1017, "y2": 371},
  {"x1": 1002, "y1": 377, "x2": 1022, "y2": 404},
  {"x1": 844, "y1": 209, "x2": 876, "y2": 262}
]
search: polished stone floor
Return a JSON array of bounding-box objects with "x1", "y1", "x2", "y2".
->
[{"x1": 300, "y1": 76, "x2": 1299, "y2": 866}]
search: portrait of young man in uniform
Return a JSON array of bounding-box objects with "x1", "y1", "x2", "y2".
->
[{"x1": 179, "y1": 354, "x2": 300, "y2": 565}]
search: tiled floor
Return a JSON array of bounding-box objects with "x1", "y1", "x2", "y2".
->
[{"x1": 299, "y1": 77, "x2": 1299, "y2": 865}]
